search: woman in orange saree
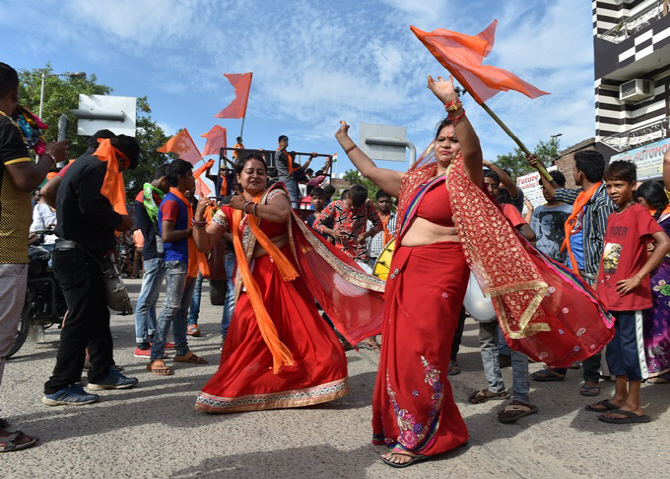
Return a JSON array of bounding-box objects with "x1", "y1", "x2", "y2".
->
[
  {"x1": 335, "y1": 76, "x2": 614, "y2": 468},
  {"x1": 191, "y1": 153, "x2": 385, "y2": 413}
]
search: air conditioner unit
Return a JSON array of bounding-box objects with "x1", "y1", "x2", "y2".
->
[{"x1": 619, "y1": 79, "x2": 653, "y2": 102}]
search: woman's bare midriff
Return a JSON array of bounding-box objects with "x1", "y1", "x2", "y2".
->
[
  {"x1": 400, "y1": 217, "x2": 459, "y2": 247},
  {"x1": 252, "y1": 233, "x2": 289, "y2": 259}
]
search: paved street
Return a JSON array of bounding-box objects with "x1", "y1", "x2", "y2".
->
[{"x1": 2, "y1": 278, "x2": 669, "y2": 478}]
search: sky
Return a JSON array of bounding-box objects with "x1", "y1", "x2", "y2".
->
[{"x1": 0, "y1": 0, "x2": 595, "y2": 181}]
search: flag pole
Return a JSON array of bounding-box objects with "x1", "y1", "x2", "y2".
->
[
  {"x1": 240, "y1": 115, "x2": 246, "y2": 139},
  {"x1": 478, "y1": 102, "x2": 553, "y2": 183}
]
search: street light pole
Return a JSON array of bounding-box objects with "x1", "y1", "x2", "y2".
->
[{"x1": 37, "y1": 70, "x2": 86, "y2": 120}]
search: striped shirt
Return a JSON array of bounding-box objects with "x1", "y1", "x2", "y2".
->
[
  {"x1": 555, "y1": 184, "x2": 614, "y2": 277},
  {"x1": 367, "y1": 212, "x2": 397, "y2": 260}
]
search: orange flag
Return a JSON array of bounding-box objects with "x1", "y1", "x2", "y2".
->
[
  {"x1": 93, "y1": 138, "x2": 128, "y2": 216},
  {"x1": 410, "y1": 21, "x2": 549, "y2": 104},
  {"x1": 193, "y1": 159, "x2": 214, "y2": 197},
  {"x1": 158, "y1": 128, "x2": 202, "y2": 165},
  {"x1": 215, "y1": 73, "x2": 252, "y2": 119},
  {"x1": 200, "y1": 125, "x2": 227, "y2": 156}
]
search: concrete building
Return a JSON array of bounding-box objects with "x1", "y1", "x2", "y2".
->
[{"x1": 593, "y1": 0, "x2": 670, "y2": 180}]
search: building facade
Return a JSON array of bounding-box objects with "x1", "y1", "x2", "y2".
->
[{"x1": 593, "y1": 0, "x2": 670, "y2": 178}]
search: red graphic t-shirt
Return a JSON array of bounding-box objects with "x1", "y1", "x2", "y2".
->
[{"x1": 596, "y1": 202, "x2": 663, "y2": 311}]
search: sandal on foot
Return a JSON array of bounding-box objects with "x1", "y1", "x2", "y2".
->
[
  {"x1": 381, "y1": 450, "x2": 427, "y2": 468},
  {"x1": 498, "y1": 403, "x2": 538, "y2": 423},
  {"x1": 173, "y1": 352, "x2": 208, "y2": 364},
  {"x1": 186, "y1": 324, "x2": 201, "y2": 337},
  {"x1": 647, "y1": 376, "x2": 670, "y2": 384},
  {"x1": 448, "y1": 361, "x2": 461, "y2": 376},
  {"x1": 468, "y1": 389, "x2": 509, "y2": 404},
  {"x1": 585, "y1": 399, "x2": 618, "y2": 412},
  {"x1": 147, "y1": 360, "x2": 174, "y2": 376},
  {"x1": 0, "y1": 431, "x2": 38, "y2": 452},
  {"x1": 598, "y1": 409, "x2": 651, "y2": 424},
  {"x1": 531, "y1": 369, "x2": 566, "y2": 381},
  {"x1": 580, "y1": 384, "x2": 600, "y2": 397}
]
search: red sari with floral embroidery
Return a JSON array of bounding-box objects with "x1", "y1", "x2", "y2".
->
[{"x1": 372, "y1": 175, "x2": 469, "y2": 454}]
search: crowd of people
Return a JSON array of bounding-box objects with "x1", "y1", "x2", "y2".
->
[{"x1": 1, "y1": 61, "x2": 670, "y2": 470}]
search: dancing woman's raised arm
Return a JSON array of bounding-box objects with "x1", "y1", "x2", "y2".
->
[
  {"x1": 427, "y1": 75, "x2": 483, "y2": 186},
  {"x1": 334, "y1": 122, "x2": 404, "y2": 198}
]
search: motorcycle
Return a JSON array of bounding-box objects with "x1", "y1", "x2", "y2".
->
[{"x1": 8, "y1": 228, "x2": 67, "y2": 358}]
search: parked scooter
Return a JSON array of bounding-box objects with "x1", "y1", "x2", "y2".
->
[{"x1": 8, "y1": 228, "x2": 66, "y2": 358}]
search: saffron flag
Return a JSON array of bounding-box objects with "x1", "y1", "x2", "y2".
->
[
  {"x1": 215, "y1": 72, "x2": 253, "y2": 119},
  {"x1": 410, "y1": 21, "x2": 549, "y2": 104},
  {"x1": 200, "y1": 125, "x2": 227, "y2": 156},
  {"x1": 158, "y1": 128, "x2": 202, "y2": 165},
  {"x1": 193, "y1": 159, "x2": 215, "y2": 197}
]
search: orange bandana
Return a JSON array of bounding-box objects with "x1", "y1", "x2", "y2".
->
[
  {"x1": 379, "y1": 212, "x2": 393, "y2": 245},
  {"x1": 93, "y1": 139, "x2": 128, "y2": 216},
  {"x1": 561, "y1": 182, "x2": 601, "y2": 275}
]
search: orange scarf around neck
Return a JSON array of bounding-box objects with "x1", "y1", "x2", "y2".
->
[
  {"x1": 561, "y1": 182, "x2": 601, "y2": 275},
  {"x1": 231, "y1": 192, "x2": 299, "y2": 373},
  {"x1": 169, "y1": 187, "x2": 210, "y2": 279},
  {"x1": 379, "y1": 212, "x2": 393, "y2": 245},
  {"x1": 93, "y1": 139, "x2": 128, "y2": 216},
  {"x1": 286, "y1": 151, "x2": 294, "y2": 174}
]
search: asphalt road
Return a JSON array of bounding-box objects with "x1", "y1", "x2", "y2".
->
[{"x1": 1, "y1": 278, "x2": 669, "y2": 478}]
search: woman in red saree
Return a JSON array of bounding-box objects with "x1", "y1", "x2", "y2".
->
[
  {"x1": 191, "y1": 153, "x2": 385, "y2": 413},
  {"x1": 335, "y1": 76, "x2": 614, "y2": 468}
]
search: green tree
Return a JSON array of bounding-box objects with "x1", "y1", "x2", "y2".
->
[
  {"x1": 494, "y1": 136, "x2": 561, "y2": 179},
  {"x1": 18, "y1": 65, "x2": 170, "y2": 198},
  {"x1": 342, "y1": 169, "x2": 381, "y2": 201}
]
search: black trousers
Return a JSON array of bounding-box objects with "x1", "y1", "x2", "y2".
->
[
  {"x1": 450, "y1": 307, "x2": 467, "y2": 361},
  {"x1": 44, "y1": 247, "x2": 113, "y2": 394}
]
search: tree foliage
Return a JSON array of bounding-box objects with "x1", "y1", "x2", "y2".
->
[
  {"x1": 494, "y1": 136, "x2": 561, "y2": 179},
  {"x1": 342, "y1": 169, "x2": 381, "y2": 201},
  {"x1": 18, "y1": 65, "x2": 170, "y2": 198}
]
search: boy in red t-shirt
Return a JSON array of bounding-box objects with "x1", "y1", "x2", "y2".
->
[{"x1": 589, "y1": 160, "x2": 670, "y2": 424}]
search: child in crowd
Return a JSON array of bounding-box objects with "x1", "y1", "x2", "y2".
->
[
  {"x1": 306, "y1": 187, "x2": 332, "y2": 243},
  {"x1": 588, "y1": 160, "x2": 670, "y2": 424},
  {"x1": 529, "y1": 171, "x2": 572, "y2": 263},
  {"x1": 635, "y1": 180, "x2": 670, "y2": 384},
  {"x1": 323, "y1": 184, "x2": 335, "y2": 205}
]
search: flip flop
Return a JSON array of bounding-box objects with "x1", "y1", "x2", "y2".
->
[
  {"x1": 380, "y1": 451, "x2": 428, "y2": 468},
  {"x1": 585, "y1": 399, "x2": 618, "y2": 412},
  {"x1": 173, "y1": 352, "x2": 208, "y2": 364},
  {"x1": 448, "y1": 361, "x2": 461, "y2": 376},
  {"x1": 468, "y1": 389, "x2": 509, "y2": 404},
  {"x1": 531, "y1": 369, "x2": 566, "y2": 381},
  {"x1": 498, "y1": 403, "x2": 538, "y2": 423},
  {"x1": 0, "y1": 431, "x2": 38, "y2": 452},
  {"x1": 147, "y1": 361, "x2": 174, "y2": 376},
  {"x1": 598, "y1": 409, "x2": 651, "y2": 424},
  {"x1": 580, "y1": 384, "x2": 600, "y2": 396}
]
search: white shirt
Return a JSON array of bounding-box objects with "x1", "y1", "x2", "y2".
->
[{"x1": 30, "y1": 202, "x2": 58, "y2": 244}]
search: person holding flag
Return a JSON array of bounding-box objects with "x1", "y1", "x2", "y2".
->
[{"x1": 333, "y1": 20, "x2": 616, "y2": 464}]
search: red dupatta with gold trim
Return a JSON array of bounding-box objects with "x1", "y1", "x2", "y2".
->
[{"x1": 398, "y1": 146, "x2": 613, "y2": 368}]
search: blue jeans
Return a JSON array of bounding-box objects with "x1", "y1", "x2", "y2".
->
[
  {"x1": 134, "y1": 257, "x2": 165, "y2": 344},
  {"x1": 285, "y1": 178, "x2": 300, "y2": 208},
  {"x1": 496, "y1": 326, "x2": 511, "y2": 356},
  {"x1": 221, "y1": 253, "x2": 236, "y2": 340},
  {"x1": 151, "y1": 261, "x2": 196, "y2": 360},
  {"x1": 187, "y1": 272, "x2": 203, "y2": 326},
  {"x1": 479, "y1": 321, "x2": 530, "y2": 404}
]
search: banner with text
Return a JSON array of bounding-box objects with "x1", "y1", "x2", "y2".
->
[{"x1": 611, "y1": 138, "x2": 670, "y2": 181}]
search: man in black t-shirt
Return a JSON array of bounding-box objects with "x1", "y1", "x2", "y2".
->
[
  {"x1": 0, "y1": 62, "x2": 67, "y2": 452},
  {"x1": 43, "y1": 135, "x2": 140, "y2": 407}
]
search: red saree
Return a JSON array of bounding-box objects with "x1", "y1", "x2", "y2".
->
[
  {"x1": 372, "y1": 175, "x2": 469, "y2": 454},
  {"x1": 195, "y1": 185, "x2": 385, "y2": 413}
]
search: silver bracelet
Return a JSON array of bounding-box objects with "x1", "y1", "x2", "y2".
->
[{"x1": 42, "y1": 152, "x2": 57, "y2": 167}]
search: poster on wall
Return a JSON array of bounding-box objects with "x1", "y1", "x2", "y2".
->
[
  {"x1": 516, "y1": 166, "x2": 558, "y2": 211},
  {"x1": 611, "y1": 138, "x2": 670, "y2": 181}
]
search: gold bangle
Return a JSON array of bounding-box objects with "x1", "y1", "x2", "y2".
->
[{"x1": 344, "y1": 144, "x2": 357, "y2": 154}]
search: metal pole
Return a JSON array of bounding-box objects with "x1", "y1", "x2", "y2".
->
[
  {"x1": 38, "y1": 72, "x2": 46, "y2": 119},
  {"x1": 240, "y1": 116, "x2": 246, "y2": 139}
]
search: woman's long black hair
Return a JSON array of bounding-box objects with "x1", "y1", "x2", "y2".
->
[{"x1": 636, "y1": 180, "x2": 668, "y2": 220}]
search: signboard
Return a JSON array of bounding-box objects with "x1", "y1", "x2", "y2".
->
[
  {"x1": 610, "y1": 138, "x2": 670, "y2": 181},
  {"x1": 77, "y1": 95, "x2": 137, "y2": 137},
  {"x1": 516, "y1": 166, "x2": 557, "y2": 210},
  {"x1": 358, "y1": 123, "x2": 407, "y2": 162}
]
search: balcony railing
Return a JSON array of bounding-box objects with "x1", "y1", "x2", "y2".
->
[
  {"x1": 598, "y1": 0, "x2": 667, "y2": 44},
  {"x1": 600, "y1": 115, "x2": 670, "y2": 152}
]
